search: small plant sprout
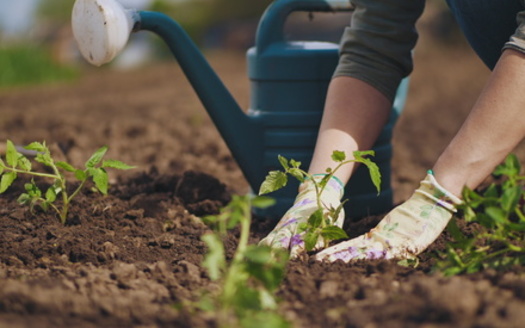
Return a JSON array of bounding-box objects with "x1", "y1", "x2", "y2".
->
[
  {"x1": 0, "y1": 140, "x2": 134, "y2": 224},
  {"x1": 258, "y1": 150, "x2": 381, "y2": 251},
  {"x1": 435, "y1": 154, "x2": 525, "y2": 275},
  {"x1": 200, "y1": 195, "x2": 290, "y2": 328}
]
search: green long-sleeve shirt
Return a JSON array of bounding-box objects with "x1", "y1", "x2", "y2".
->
[{"x1": 335, "y1": 0, "x2": 525, "y2": 103}]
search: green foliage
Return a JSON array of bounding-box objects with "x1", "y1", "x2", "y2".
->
[
  {"x1": 0, "y1": 44, "x2": 78, "y2": 88},
  {"x1": 0, "y1": 140, "x2": 134, "y2": 224},
  {"x1": 435, "y1": 154, "x2": 525, "y2": 275},
  {"x1": 199, "y1": 195, "x2": 290, "y2": 328},
  {"x1": 259, "y1": 150, "x2": 381, "y2": 251}
]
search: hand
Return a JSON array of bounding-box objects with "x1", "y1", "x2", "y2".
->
[
  {"x1": 315, "y1": 171, "x2": 462, "y2": 262},
  {"x1": 259, "y1": 174, "x2": 345, "y2": 258}
]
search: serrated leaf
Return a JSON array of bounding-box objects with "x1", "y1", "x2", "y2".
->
[
  {"x1": 0, "y1": 171, "x2": 16, "y2": 193},
  {"x1": 278, "y1": 155, "x2": 289, "y2": 170},
  {"x1": 244, "y1": 245, "x2": 272, "y2": 264},
  {"x1": 320, "y1": 226, "x2": 349, "y2": 241},
  {"x1": 24, "y1": 142, "x2": 46, "y2": 153},
  {"x1": 45, "y1": 187, "x2": 57, "y2": 202},
  {"x1": 56, "y1": 161, "x2": 76, "y2": 172},
  {"x1": 75, "y1": 169, "x2": 87, "y2": 181},
  {"x1": 352, "y1": 150, "x2": 375, "y2": 161},
  {"x1": 101, "y1": 159, "x2": 135, "y2": 170},
  {"x1": 251, "y1": 196, "x2": 276, "y2": 209},
  {"x1": 485, "y1": 206, "x2": 507, "y2": 225},
  {"x1": 307, "y1": 208, "x2": 323, "y2": 229},
  {"x1": 201, "y1": 233, "x2": 225, "y2": 280},
  {"x1": 331, "y1": 150, "x2": 346, "y2": 162},
  {"x1": 501, "y1": 186, "x2": 521, "y2": 214},
  {"x1": 288, "y1": 168, "x2": 304, "y2": 182},
  {"x1": 17, "y1": 155, "x2": 31, "y2": 171},
  {"x1": 290, "y1": 159, "x2": 302, "y2": 168},
  {"x1": 35, "y1": 152, "x2": 53, "y2": 166},
  {"x1": 493, "y1": 154, "x2": 520, "y2": 177},
  {"x1": 303, "y1": 232, "x2": 319, "y2": 251},
  {"x1": 17, "y1": 193, "x2": 31, "y2": 205},
  {"x1": 91, "y1": 167, "x2": 109, "y2": 194},
  {"x1": 259, "y1": 171, "x2": 288, "y2": 195},
  {"x1": 5, "y1": 140, "x2": 19, "y2": 167},
  {"x1": 85, "y1": 146, "x2": 108, "y2": 168}
]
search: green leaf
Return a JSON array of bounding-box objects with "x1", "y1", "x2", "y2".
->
[
  {"x1": 101, "y1": 159, "x2": 135, "y2": 170},
  {"x1": 244, "y1": 245, "x2": 272, "y2": 264},
  {"x1": 278, "y1": 155, "x2": 289, "y2": 170},
  {"x1": 56, "y1": 161, "x2": 76, "y2": 172},
  {"x1": 17, "y1": 193, "x2": 31, "y2": 205},
  {"x1": 320, "y1": 226, "x2": 349, "y2": 241},
  {"x1": 45, "y1": 187, "x2": 57, "y2": 202},
  {"x1": 331, "y1": 150, "x2": 346, "y2": 162},
  {"x1": 501, "y1": 186, "x2": 521, "y2": 214},
  {"x1": 201, "y1": 233, "x2": 225, "y2": 280},
  {"x1": 287, "y1": 168, "x2": 304, "y2": 182},
  {"x1": 0, "y1": 171, "x2": 17, "y2": 193},
  {"x1": 35, "y1": 152, "x2": 53, "y2": 166},
  {"x1": 251, "y1": 196, "x2": 276, "y2": 209},
  {"x1": 303, "y1": 231, "x2": 319, "y2": 251},
  {"x1": 17, "y1": 155, "x2": 31, "y2": 171},
  {"x1": 485, "y1": 206, "x2": 507, "y2": 225},
  {"x1": 75, "y1": 169, "x2": 87, "y2": 181},
  {"x1": 307, "y1": 209, "x2": 323, "y2": 229},
  {"x1": 85, "y1": 146, "x2": 108, "y2": 168},
  {"x1": 259, "y1": 171, "x2": 288, "y2": 195},
  {"x1": 5, "y1": 140, "x2": 19, "y2": 167},
  {"x1": 289, "y1": 159, "x2": 301, "y2": 168},
  {"x1": 362, "y1": 158, "x2": 382, "y2": 194},
  {"x1": 91, "y1": 168, "x2": 109, "y2": 194},
  {"x1": 493, "y1": 154, "x2": 521, "y2": 178},
  {"x1": 352, "y1": 150, "x2": 375, "y2": 161},
  {"x1": 24, "y1": 142, "x2": 46, "y2": 153}
]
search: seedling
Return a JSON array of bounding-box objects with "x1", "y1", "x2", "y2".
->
[
  {"x1": 259, "y1": 150, "x2": 381, "y2": 251},
  {"x1": 0, "y1": 140, "x2": 134, "y2": 224},
  {"x1": 435, "y1": 154, "x2": 525, "y2": 275},
  {"x1": 199, "y1": 195, "x2": 290, "y2": 328}
]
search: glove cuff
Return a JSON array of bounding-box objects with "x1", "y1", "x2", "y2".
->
[{"x1": 416, "y1": 171, "x2": 462, "y2": 213}]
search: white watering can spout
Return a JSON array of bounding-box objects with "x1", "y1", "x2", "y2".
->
[{"x1": 72, "y1": 0, "x2": 139, "y2": 66}]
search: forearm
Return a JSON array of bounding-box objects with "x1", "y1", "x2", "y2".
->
[
  {"x1": 308, "y1": 76, "x2": 391, "y2": 184},
  {"x1": 434, "y1": 49, "x2": 525, "y2": 196}
]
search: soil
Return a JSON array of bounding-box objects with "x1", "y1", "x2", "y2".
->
[{"x1": 2, "y1": 9, "x2": 525, "y2": 328}]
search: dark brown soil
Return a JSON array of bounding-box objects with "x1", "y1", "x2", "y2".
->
[{"x1": 2, "y1": 8, "x2": 525, "y2": 328}]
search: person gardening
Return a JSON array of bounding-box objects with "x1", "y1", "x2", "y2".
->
[{"x1": 260, "y1": 0, "x2": 525, "y2": 261}]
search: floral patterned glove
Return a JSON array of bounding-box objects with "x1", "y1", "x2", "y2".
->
[
  {"x1": 259, "y1": 174, "x2": 345, "y2": 258},
  {"x1": 315, "y1": 171, "x2": 462, "y2": 262}
]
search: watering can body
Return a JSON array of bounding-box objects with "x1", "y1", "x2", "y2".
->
[{"x1": 72, "y1": 0, "x2": 409, "y2": 219}]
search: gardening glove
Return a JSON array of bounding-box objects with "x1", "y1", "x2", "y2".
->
[
  {"x1": 315, "y1": 171, "x2": 462, "y2": 262},
  {"x1": 259, "y1": 174, "x2": 345, "y2": 258}
]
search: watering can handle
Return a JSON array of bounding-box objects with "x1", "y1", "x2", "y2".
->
[{"x1": 256, "y1": 0, "x2": 354, "y2": 52}]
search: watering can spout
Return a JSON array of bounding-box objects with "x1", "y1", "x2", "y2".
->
[{"x1": 71, "y1": 0, "x2": 264, "y2": 190}]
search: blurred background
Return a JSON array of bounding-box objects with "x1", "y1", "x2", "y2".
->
[{"x1": 0, "y1": 0, "x2": 462, "y2": 89}]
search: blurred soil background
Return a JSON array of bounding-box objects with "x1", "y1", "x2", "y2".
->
[{"x1": 2, "y1": 0, "x2": 525, "y2": 327}]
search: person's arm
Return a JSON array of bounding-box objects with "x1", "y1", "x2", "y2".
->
[
  {"x1": 309, "y1": 0, "x2": 425, "y2": 184},
  {"x1": 433, "y1": 49, "x2": 525, "y2": 196}
]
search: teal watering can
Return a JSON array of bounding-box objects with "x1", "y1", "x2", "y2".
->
[{"x1": 71, "y1": 0, "x2": 409, "y2": 219}]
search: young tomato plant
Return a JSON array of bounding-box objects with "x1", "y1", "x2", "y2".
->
[
  {"x1": 199, "y1": 195, "x2": 290, "y2": 328},
  {"x1": 435, "y1": 154, "x2": 525, "y2": 275},
  {"x1": 258, "y1": 150, "x2": 381, "y2": 251},
  {"x1": 0, "y1": 140, "x2": 134, "y2": 224}
]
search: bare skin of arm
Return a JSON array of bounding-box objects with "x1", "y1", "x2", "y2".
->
[
  {"x1": 433, "y1": 49, "x2": 525, "y2": 197},
  {"x1": 308, "y1": 75, "x2": 391, "y2": 183}
]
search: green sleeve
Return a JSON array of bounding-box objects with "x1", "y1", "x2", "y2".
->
[{"x1": 333, "y1": 0, "x2": 425, "y2": 102}]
